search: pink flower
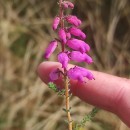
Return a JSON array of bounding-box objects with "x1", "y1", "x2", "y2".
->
[
  {"x1": 70, "y1": 51, "x2": 93, "y2": 64},
  {"x1": 44, "y1": 40, "x2": 57, "y2": 59},
  {"x1": 58, "y1": 28, "x2": 67, "y2": 44},
  {"x1": 67, "y1": 39, "x2": 90, "y2": 53},
  {"x1": 62, "y1": 1, "x2": 74, "y2": 9},
  {"x1": 52, "y1": 17, "x2": 60, "y2": 30},
  {"x1": 66, "y1": 15, "x2": 81, "y2": 26},
  {"x1": 67, "y1": 66, "x2": 95, "y2": 81},
  {"x1": 58, "y1": 52, "x2": 69, "y2": 69},
  {"x1": 68, "y1": 27, "x2": 86, "y2": 39},
  {"x1": 49, "y1": 69, "x2": 60, "y2": 81}
]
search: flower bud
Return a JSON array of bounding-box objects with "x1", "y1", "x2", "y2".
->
[
  {"x1": 68, "y1": 27, "x2": 86, "y2": 39},
  {"x1": 44, "y1": 40, "x2": 57, "y2": 59},
  {"x1": 66, "y1": 15, "x2": 81, "y2": 26},
  {"x1": 58, "y1": 28, "x2": 67, "y2": 44},
  {"x1": 52, "y1": 17, "x2": 60, "y2": 30},
  {"x1": 58, "y1": 52, "x2": 69, "y2": 69}
]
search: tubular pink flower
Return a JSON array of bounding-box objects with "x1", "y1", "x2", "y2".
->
[
  {"x1": 58, "y1": 52, "x2": 69, "y2": 69},
  {"x1": 70, "y1": 51, "x2": 93, "y2": 64},
  {"x1": 67, "y1": 66, "x2": 95, "y2": 81},
  {"x1": 62, "y1": 1, "x2": 74, "y2": 9},
  {"x1": 68, "y1": 27, "x2": 86, "y2": 40},
  {"x1": 66, "y1": 15, "x2": 81, "y2": 26},
  {"x1": 52, "y1": 17, "x2": 60, "y2": 30},
  {"x1": 67, "y1": 39, "x2": 90, "y2": 53},
  {"x1": 58, "y1": 28, "x2": 67, "y2": 44},
  {"x1": 49, "y1": 69, "x2": 60, "y2": 81},
  {"x1": 76, "y1": 67, "x2": 95, "y2": 80},
  {"x1": 44, "y1": 40, "x2": 57, "y2": 59}
]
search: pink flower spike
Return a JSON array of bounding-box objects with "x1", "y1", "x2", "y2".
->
[
  {"x1": 49, "y1": 69, "x2": 60, "y2": 81},
  {"x1": 70, "y1": 51, "x2": 93, "y2": 64},
  {"x1": 62, "y1": 1, "x2": 74, "y2": 9},
  {"x1": 67, "y1": 66, "x2": 95, "y2": 81},
  {"x1": 58, "y1": 52, "x2": 69, "y2": 69},
  {"x1": 67, "y1": 39, "x2": 90, "y2": 53},
  {"x1": 44, "y1": 40, "x2": 57, "y2": 59},
  {"x1": 52, "y1": 17, "x2": 60, "y2": 30},
  {"x1": 58, "y1": 28, "x2": 67, "y2": 44},
  {"x1": 66, "y1": 15, "x2": 82, "y2": 26},
  {"x1": 69, "y1": 27, "x2": 86, "y2": 39}
]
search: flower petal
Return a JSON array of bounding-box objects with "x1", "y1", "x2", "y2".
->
[{"x1": 58, "y1": 29, "x2": 67, "y2": 44}]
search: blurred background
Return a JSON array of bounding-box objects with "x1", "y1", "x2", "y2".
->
[{"x1": 0, "y1": 0, "x2": 130, "y2": 130}]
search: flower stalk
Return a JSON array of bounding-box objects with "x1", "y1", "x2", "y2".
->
[
  {"x1": 64, "y1": 75, "x2": 72, "y2": 130},
  {"x1": 44, "y1": 0, "x2": 95, "y2": 129},
  {"x1": 59, "y1": 1, "x2": 72, "y2": 129}
]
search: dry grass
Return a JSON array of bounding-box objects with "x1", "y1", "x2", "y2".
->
[{"x1": 0, "y1": 0, "x2": 130, "y2": 130}]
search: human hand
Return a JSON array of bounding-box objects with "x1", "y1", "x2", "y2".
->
[{"x1": 37, "y1": 61, "x2": 130, "y2": 127}]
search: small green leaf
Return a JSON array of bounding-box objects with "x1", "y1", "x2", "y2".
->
[
  {"x1": 48, "y1": 82, "x2": 58, "y2": 92},
  {"x1": 58, "y1": 89, "x2": 65, "y2": 95},
  {"x1": 62, "y1": 107, "x2": 71, "y2": 113},
  {"x1": 80, "y1": 107, "x2": 99, "y2": 127}
]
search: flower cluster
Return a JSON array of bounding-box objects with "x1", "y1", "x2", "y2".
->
[{"x1": 44, "y1": 0, "x2": 94, "y2": 82}]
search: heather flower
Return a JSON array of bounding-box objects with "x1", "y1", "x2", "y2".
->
[
  {"x1": 67, "y1": 66, "x2": 94, "y2": 81},
  {"x1": 68, "y1": 27, "x2": 86, "y2": 40},
  {"x1": 58, "y1": 28, "x2": 67, "y2": 44},
  {"x1": 44, "y1": 40, "x2": 58, "y2": 59},
  {"x1": 62, "y1": 1, "x2": 74, "y2": 9},
  {"x1": 77, "y1": 67, "x2": 95, "y2": 80},
  {"x1": 67, "y1": 39, "x2": 90, "y2": 53},
  {"x1": 58, "y1": 52, "x2": 69, "y2": 69},
  {"x1": 44, "y1": 1, "x2": 95, "y2": 129},
  {"x1": 70, "y1": 51, "x2": 93, "y2": 64},
  {"x1": 49, "y1": 69, "x2": 60, "y2": 81},
  {"x1": 66, "y1": 15, "x2": 81, "y2": 26},
  {"x1": 52, "y1": 16, "x2": 60, "y2": 30}
]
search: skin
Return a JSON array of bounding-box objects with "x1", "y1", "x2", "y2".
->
[{"x1": 37, "y1": 61, "x2": 130, "y2": 127}]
